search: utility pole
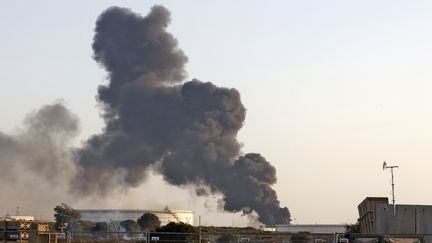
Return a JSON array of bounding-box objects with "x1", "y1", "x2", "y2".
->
[
  {"x1": 198, "y1": 216, "x2": 201, "y2": 243},
  {"x1": 383, "y1": 161, "x2": 399, "y2": 215}
]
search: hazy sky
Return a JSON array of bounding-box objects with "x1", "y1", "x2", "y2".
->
[{"x1": 1, "y1": 0, "x2": 432, "y2": 225}]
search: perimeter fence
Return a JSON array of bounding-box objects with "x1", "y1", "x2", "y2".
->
[
  {"x1": 68, "y1": 231, "x2": 334, "y2": 243},
  {"x1": 67, "y1": 232, "x2": 432, "y2": 243}
]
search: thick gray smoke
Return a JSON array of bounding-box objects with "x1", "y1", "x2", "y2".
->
[
  {"x1": 72, "y1": 5, "x2": 290, "y2": 226},
  {"x1": 0, "y1": 103, "x2": 79, "y2": 215},
  {"x1": 0, "y1": 103, "x2": 78, "y2": 181}
]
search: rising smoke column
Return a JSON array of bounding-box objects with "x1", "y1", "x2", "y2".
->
[
  {"x1": 73, "y1": 5, "x2": 290, "y2": 225},
  {"x1": 0, "y1": 103, "x2": 79, "y2": 181},
  {"x1": 0, "y1": 103, "x2": 79, "y2": 213}
]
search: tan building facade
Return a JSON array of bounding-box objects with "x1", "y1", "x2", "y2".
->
[{"x1": 358, "y1": 197, "x2": 389, "y2": 234}]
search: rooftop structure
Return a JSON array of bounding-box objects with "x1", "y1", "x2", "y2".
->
[{"x1": 358, "y1": 197, "x2": 389, "y2": 234}]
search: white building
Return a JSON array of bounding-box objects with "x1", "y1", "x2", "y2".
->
[
  {"x1": 77, "y1": 209, "x2": 194, "y2": 226},
  {"x1": 276, "y1": 224, "x2": 346, "y2": 234},
  {"x1": 0, "y1": 216, "x2": 34, "y2": 221}
]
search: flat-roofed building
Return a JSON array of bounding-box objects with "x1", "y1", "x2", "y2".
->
[
  {"x1": 77, "y1": 209, "x2": 194, "y2": 226},
  {"x1": 276, "y1": 224, "x2": 346, "y2": 234},
  {"x1": 0, "y1": 216, "x2": 34, "y2": 221}
]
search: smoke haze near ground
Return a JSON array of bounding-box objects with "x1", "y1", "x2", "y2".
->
[
  {"x1": 0, "y1": 103, "x2": 79, "y2": 217},
  {"x1": 0, "y1": 5, "x2": 290, "y2": 226}
]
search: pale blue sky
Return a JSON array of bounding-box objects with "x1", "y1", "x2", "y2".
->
[{"x1": 1, "y1": 1, "x2": 432, "y2": 225}]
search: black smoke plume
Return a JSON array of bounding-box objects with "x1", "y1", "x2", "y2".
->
[{"x1": 69, "y1": 5, "x2": 290, "y2": 226}]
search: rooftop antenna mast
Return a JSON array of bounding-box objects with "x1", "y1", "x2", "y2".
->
[{"x1": 383, "y1": 161, "x2": 399, "y2": 215}]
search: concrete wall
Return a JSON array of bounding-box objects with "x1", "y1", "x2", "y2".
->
[
  {"x1": 416, "y1": 206, "x2": 432, "y2": 234},
  {"x1": 395, "y1": 205, "x2": 416, "y2": 234},
  {"x1": 374, "y1": 204, "x2": 432, "y2": 234},
  {"x1": 374, "y1": 204, "x2": 394, "y2": 234}
]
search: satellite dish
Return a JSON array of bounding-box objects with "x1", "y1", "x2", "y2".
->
[{"x1": 383, "y1": 161, "x2": 387, "y2": 170}]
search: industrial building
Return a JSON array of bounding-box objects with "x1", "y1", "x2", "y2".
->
[
  {"x1": 358, "y1": 197, "x2": 389, "y2": 234},
  {"x1": 276, "y1": 224, "x2": 346, "y2": 234},
  {"x1": 0, "y1": 218, "x2": 65, "y2": 243},
  {"x1": 358, "y1": 197, "x2": 432, "y2": 235},
  {"x1": 77, "y1": 209, "x2": 194, "y2": 225}
]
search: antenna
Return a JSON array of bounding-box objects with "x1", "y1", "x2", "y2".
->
[{"x1": 383, "y1": 161, "x2": 399, "y2": 215}]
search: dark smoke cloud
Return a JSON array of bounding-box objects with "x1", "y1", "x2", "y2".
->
[
  {"x1": 0, "y1": 103, "x2": 79, "y2": 215},
  {"x1": 72, "y1": 5, "x2": 290, "y2": 225},
  {"x1": 0, "y1": 103, "x2": 79, "y2": 180}
]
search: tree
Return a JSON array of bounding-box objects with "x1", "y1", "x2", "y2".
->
[
  {"x1": 156, "y1": 222, "x2": 196, "y2": 233},
  {"x1": 345, "y1": 219, "x2": 361, "y2": 233},
  {"x1": 92, "y1": 222, "x2": 108, "y2": 239},
  {"x1": 137, "y1": 213, "x2": 161, "y2": 231},
  {"x1": 291, "y1": 232, "x2": 312, "y2": 242},
  {"x1": 53, "y1": 203, "x2": 81, "y2": 230},
  {"x1": 120, "y1": 219, "x2": 141, "y2": 232},
  {"x1": 155, "y1": 222, "x2": 197, "y2": 242},
  {"x1": 217, "y1": 234, "x2": 235, "y2": 243},
  {"x1": 77, "y1": 220, "x2": 95, "y2": 238}
]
